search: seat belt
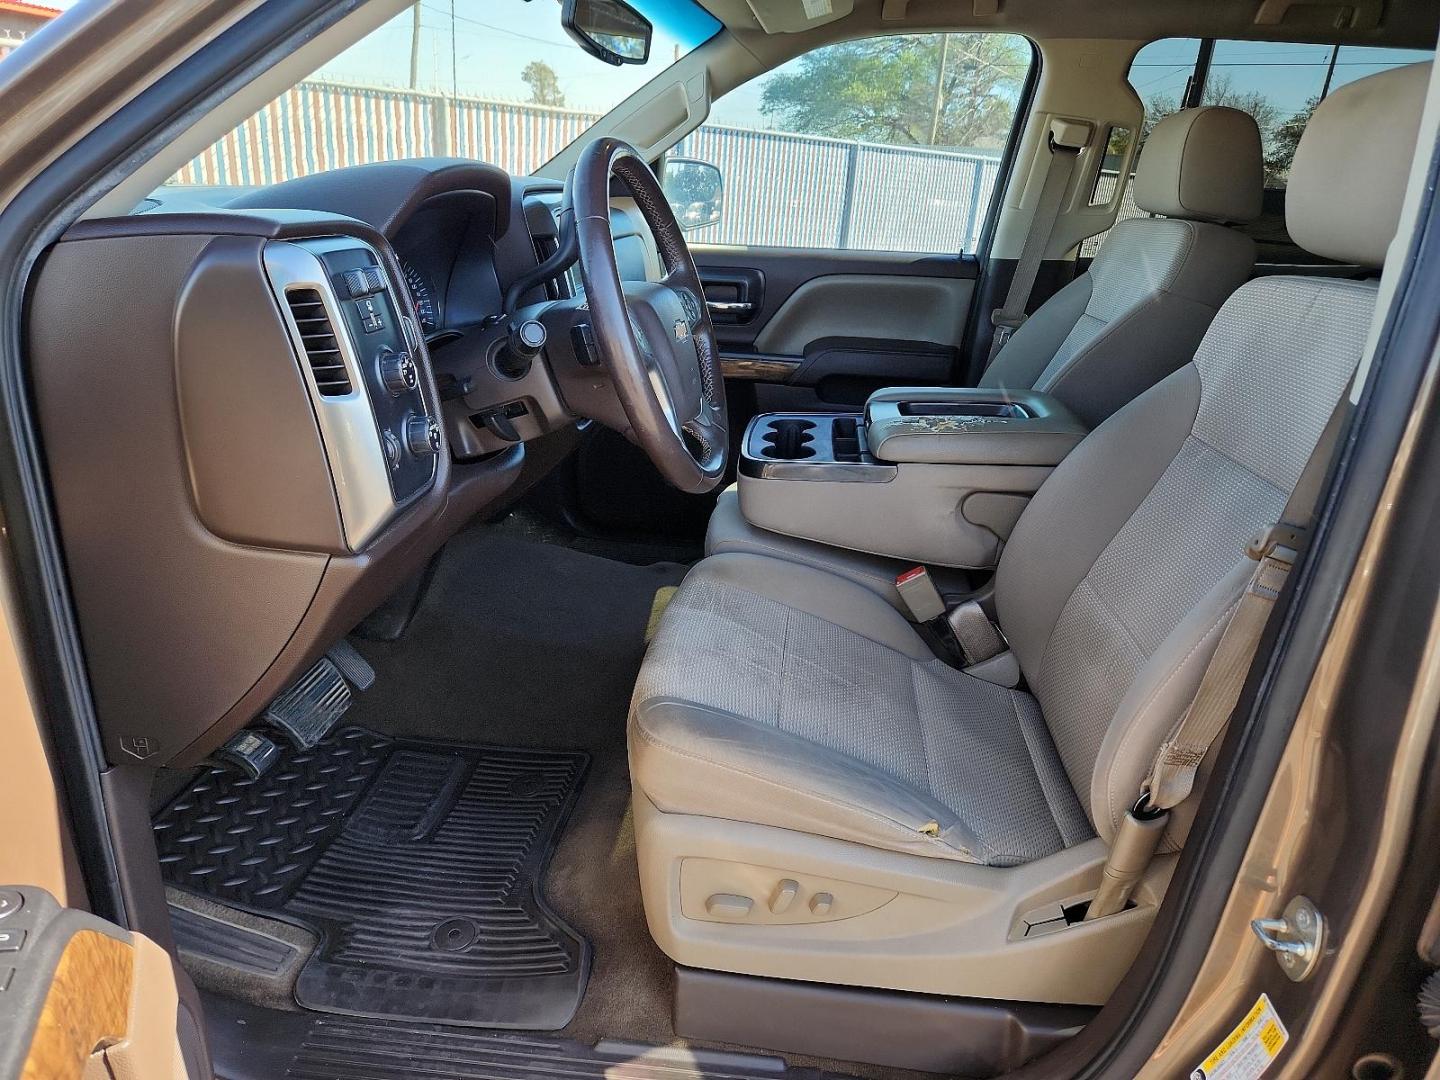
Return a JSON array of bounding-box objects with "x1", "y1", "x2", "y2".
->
[
  {"x1": 1085, "y1": 388, "x2": 1353, "y2": 921},
  {"x1": 985, "y1": 119, "x2": 1091, "y2": 367}
]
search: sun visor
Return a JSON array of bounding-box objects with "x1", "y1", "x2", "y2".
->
[{"x1": 744, "y1": 0, "x2": 854, "y2": 33}]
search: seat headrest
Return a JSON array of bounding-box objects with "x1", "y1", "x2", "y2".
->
[
  {"x1": 1132, "y1": 106, "x2": 1263, "y2": 224},
  {"x1": 1287, "y1": 62, "x2": 1432, "y2": 268}
]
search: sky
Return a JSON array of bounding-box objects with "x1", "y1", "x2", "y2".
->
[
  {"x1": 1133, "y1": 36, "x2": 1433, "y2": 120},
  {"x1": 315, "y1": 0, "x2": 718, "y2": 113}
]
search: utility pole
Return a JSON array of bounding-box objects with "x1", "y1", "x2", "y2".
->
[
  {"x1": 409, "y1": 3, "x2": 421, "y2": 89},
  {"x1": 928, "y1": 34, "x2": 951, "y2": 145}
]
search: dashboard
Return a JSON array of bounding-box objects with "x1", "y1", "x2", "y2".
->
[{"x1": 30, "y1": 156, "x2": 659, "y2": 770}]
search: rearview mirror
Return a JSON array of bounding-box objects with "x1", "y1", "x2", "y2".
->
[
  {"x1": 561, "y1": 0, "x2": 652, "y2": 67},
  {"x1": 661, "y1": 158, "x2": 723, "y2": 231}
]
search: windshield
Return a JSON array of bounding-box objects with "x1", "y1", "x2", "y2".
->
[{"x1": 165, "y1": 0, "x2": 720, "y2": 188}]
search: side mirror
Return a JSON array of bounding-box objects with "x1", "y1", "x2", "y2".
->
[
  {"x1": 661, "y1": 158, "x2": 724, "y2": 231},
  {"x1": 561, "y1": 0, "x2": 652, "y2": 67}
]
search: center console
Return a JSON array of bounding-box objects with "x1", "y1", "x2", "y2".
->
[{"x1": 737, "y1": 388, "x2": 1087, "y2": 569}]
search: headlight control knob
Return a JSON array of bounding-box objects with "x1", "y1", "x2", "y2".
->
[
  {"x1": 379, "y1": 348, "x2": 418, "y2": 396},
  {"x1": 405, "y1": 415, "x2": 440, "y2": 457}
]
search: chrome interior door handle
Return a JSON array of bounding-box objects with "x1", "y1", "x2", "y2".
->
[{"x1": 706, "y1": 300, "x2": 755, "y2": 316}]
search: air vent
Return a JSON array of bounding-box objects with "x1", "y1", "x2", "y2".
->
[
  {"x1": 286, "y1": 288, "x2": 352, "y2": 396},
  {"x1": 523, "y1": 196, "x2": 572, "y2": 301},
  {"x1": 531, "y1": 234, "x2": 571, "y2": 300}
]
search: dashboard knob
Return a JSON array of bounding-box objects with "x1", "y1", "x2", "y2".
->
[
  {"x1": 405, "y1": 415, "x2": 441, "y2": 457},
  {"x1": 379, "y1": 348, "x2": 418, "y2": 396}
]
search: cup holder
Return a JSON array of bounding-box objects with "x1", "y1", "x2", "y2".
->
[{"x1": 761, "y1": 418, "x2": 817, "y2": 459}]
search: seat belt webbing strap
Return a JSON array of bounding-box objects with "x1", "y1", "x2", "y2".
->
[
  {"x1": 1085, "y1": 385, "x2": 1353, "y2": 922},
  {"x1": 985, "y1": 133, "x2": 1082, "y2": 367},
  {"x1": 1141, "y1": 386, "x2": 1353, "y2": 814},
  {"x1": 1143, "y1": 536, "x2": 1294, "y2": 812}
]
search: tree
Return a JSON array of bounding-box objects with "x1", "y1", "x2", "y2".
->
[
  {"x1": 522, "y1": 61, "x2": 565, "y2": 108},
  {"x1": 757, "y1": 34, "x2": 1029, "y2": 149},
  {"x1": 1264, "y1": 95, "x2": 1318, "y2": 187},
  {"x1": 1143, "y1": 74, "x2": 1281, "y2": 145}
]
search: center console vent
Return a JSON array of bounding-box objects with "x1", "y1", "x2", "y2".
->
[{"x1": 285, "y1": 288, "x2": 352, "y2": 396}]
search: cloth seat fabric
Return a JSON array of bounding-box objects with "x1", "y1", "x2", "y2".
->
[
  {"x1": 632, "y1": 63, "x2": 1429, "y2": 870},
  {"x1": 632, "y1": 552, "x2": 1092, "y2": 866}
]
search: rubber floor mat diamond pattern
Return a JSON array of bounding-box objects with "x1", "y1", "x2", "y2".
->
[{"x1": 154, "y1": 727, "x2": 590, "y2": 1029}]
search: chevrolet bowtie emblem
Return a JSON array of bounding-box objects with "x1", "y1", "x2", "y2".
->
[{"x1": 674, "y1": 319, "x2": 690, "y2": 341}]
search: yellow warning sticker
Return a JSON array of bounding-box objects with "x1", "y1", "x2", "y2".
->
[{"x1": 1191, "y1": 994, "x2": 1289, "y2": 1080}]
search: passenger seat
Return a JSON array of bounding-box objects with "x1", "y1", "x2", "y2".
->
[{"x1": 708, "y1": 105, "x2": 1264, "y2": 610}]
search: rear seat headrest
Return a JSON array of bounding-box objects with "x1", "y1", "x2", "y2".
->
[
  {"x1": 1288, "y1": 61, "x2": 1432, "y2": 268},
  {"x1": 1133, "y1": 106, "x2": 1263, "y2": 224}
]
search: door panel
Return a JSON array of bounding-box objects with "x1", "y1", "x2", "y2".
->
[
  {"x1": 694, "y1": 246, "x2": 980, "y2": 411},
  {"x1": 0, "y1": 887, "x2": 205, "y2": 1080}
]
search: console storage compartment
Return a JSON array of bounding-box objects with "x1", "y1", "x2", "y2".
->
[{"x1": 737, "y1": 388, "x2": 1087, "y2": 569}]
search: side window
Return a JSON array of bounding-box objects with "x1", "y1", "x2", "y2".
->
[
  {"x1": 669, "y1": 33, "x2": 1033, "y2": 254},
  {"x1": 1202, "y1": 41, "x2": 1432, "y2": 263},
  {"x1": 1083, "y1": 38, "x2": 1432, "y2": 262},
  {"x1": 1079, "y1": 38, "x2": 1200, "y2": 257}
]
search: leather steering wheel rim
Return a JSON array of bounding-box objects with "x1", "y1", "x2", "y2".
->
[{"x1": 570, "y1": 137, "x2": 728, "y2": 494}]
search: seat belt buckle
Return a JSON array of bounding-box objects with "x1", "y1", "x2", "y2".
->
[
  {"x1": 1247, "y1": 522, "x2": 1305, "y2": 566},
  {"x1": 989, "y1": 310, "x2": 1026, "y2": 353},
  {"x1": 946, "y1": 599, "x2": 1008, "y2": 666},
  {"x1": 1084, "y1": 794, "x2": 1169, "y2": 922},
  {"x1": 895, "y1": 566, "x2": 946, "y2": 624}
]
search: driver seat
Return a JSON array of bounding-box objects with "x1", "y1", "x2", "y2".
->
[{"x1": 628, "y1": 63, "x2": 1429, "y2": 1004}]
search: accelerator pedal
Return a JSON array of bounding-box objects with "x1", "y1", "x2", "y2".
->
[{"x1": 262, "y1": 657, "x2": 351, "y2": 749}]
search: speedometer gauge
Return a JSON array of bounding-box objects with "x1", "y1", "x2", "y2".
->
[{"x1": 400, "y1": 259, "x2": 437, "y2": 334}]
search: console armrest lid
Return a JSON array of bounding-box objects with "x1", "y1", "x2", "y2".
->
[{"x1": 865, "y1": 387, "x2": 1088, "y2": 467}]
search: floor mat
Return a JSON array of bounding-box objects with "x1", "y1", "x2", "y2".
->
[{"x1": 154, "y1": 727, "x2": 590, "y2": 1030}]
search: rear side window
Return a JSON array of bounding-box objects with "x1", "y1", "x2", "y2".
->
[
  {"x1": 1082, "y1": 38, "x2": 1433, "y2": 262},
  {"x1": 670, "y1": 33, "x2": 1034, "y2": 255}
]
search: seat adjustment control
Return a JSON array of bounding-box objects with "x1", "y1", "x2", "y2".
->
[
  {"x1": 705, "y1": 893, "x2": 753, "y2": 919},
  {"x1": 809, "y1": 892, "x2": 834, "y2": 916},
  {"x1": 769, "y1": 879, "x2": 799, "y2": 914},
  {"x1": 405, "y1": 415, "x2": 441, "y2": 456}
]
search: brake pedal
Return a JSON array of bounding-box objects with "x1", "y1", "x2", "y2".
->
[
  {"x1": 262, "y1": 657, "x2": 351, "y2": 749},
  {"x1": 215, "y1": 729, "x2": 282, "y2": 778}
]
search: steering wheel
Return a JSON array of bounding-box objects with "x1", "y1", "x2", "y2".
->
[{"x1": 569, "y1": 138, "x2": 728, "y2": 494}]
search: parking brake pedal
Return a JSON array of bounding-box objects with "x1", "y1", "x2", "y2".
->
[
  {"x1": 215, "y1": 729, "x2": 282, "y2": 778},
  {"x1": 327, "y1": 639, "x2": 376, "y2": 691},
  {"x1": 262, "y1": 657, "x2": 351, "y2": 749}
]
